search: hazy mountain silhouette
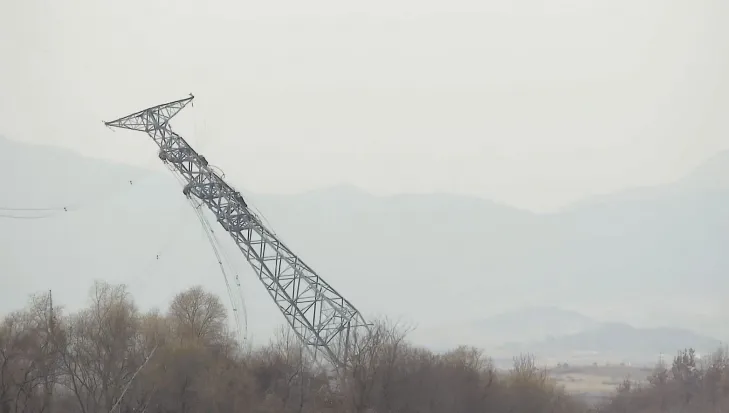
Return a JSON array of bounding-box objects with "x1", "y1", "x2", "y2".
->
[
  {"x1": 412, "y1": 306, "x2": 601, "y2": 350},
  {"x1": 476, "y1": 306, "x2": 599, "y2": 340},
  {"x1": 499, "y1": 321, "x2": 723, "y2": 363},
  {"x1": 1, "y1": 135, "x2": 728, "y2": 354}
]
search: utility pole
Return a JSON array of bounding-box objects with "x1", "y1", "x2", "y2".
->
[{"x1": 44, "y1": 290, "x2": 54, "y2": 413}]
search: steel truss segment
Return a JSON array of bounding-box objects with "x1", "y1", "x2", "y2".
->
[{"x1": 104, "y1": 95, "x2": 369, "y2": 367}]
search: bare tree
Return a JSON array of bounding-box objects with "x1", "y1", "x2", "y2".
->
[
  {"x1": 337, "y1": 319, "x2": 414, "y2": 413},
  {"x1": 168, "y1": 286, "x2": 227, "y2": 346},
  {"x1": 671, "y1": 348, "x2": 700, "y2": 406},
  {"x1": 59, "y1": 281, "x2": 141, "y2": 413},
  {"x1": 0, "y1": 293, "x2": 63, "y2": 413},
  {"x1": 247, "y1": 326, "x2": 324, "y2": 413},
  {"x1": 0, "y1": 282, "x2": 625, "y2": 413}
]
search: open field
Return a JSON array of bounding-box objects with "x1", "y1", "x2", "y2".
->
[{"x1": 550, "y1": 364, "x2": 653, "y2": 404}]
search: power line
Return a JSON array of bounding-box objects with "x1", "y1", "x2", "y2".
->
[
  {"x1": 207, "y1": 211, "x2": 249, "y2": 343},
  {"x1": 1, "y1": 144, "x2": 163, "y2": 219},
  {"x1": 0, "y1": 212, "x2": 59, "y2": 219},
  {"x1": 0, "y1": 176, "x2": 153, "y2": 220},
  {"x1": 165, "y1": 164, "x2": 248, "y2": 343},
  {"x1": 189, "y1": 196, "x2": 247, "y2": 343},
  {"x1": 0, "y1": 206, "x2": 67, "y2": 211},
  {"x1": 180, "y1": 166, "x2": 249, "y2": 343}
]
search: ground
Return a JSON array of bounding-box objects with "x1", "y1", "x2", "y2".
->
[{"x1": 549, "y1": 364, "x2": 653, "y2": 404}]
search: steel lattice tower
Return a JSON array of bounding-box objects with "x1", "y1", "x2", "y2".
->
[{"x1": 104, "y1": 95, "x2": 369, "y2": 367}]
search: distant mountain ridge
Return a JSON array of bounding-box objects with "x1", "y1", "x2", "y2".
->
[
  {"x1": 407, "y1": 309, "x2": 724, "y2": 366},
  {"x1": 679, "y1": 150, "x2": 729, "y2": 189},
  {"x1": 414, "y1": 306, "x2": 723, "y2": 363},
  {"x1": 475, "y1": 306, "x2": 599, "y2": 341},
  {"x1": 1, "y1": 136, "x2": 728, "y2": 354},
  {"x1": 499, "y1": 321, "x2": 723, "y2": 363},
  {"x1": 564, "y1": 150, "x2": 729, "y2": 211}
]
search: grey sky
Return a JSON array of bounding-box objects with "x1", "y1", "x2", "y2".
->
[{"x1": 1, "y1": 0, "x2": 728, "y2": 211}]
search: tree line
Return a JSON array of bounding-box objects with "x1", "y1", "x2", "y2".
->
[{"x1": 1, "y1": 281, "x2": 728, "y2": 413}]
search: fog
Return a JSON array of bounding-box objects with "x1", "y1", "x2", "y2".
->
[{"x1": 1, "y1": 1, "x2": 728, "y2": 409}]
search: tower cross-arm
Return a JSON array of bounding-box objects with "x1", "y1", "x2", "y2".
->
[{"x1": 104, "y1": 95, "x2": 194, "y2": 132}]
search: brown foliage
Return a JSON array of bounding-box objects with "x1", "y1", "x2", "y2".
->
[
  {"x1": 0, "y1": 292, "x2": 62, "y2": 413},
  {"x1": 168, "y1": 286, "x2": 227, "y2": 346},
  {"x1": 598, "y1": 347, "x2": 729, "y2": 413},
  {"x1": 2, "y1": 283, "x2": 597, "y2": 413}
]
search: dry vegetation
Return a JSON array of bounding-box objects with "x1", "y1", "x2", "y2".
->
[
  {"x1": 0, "y1": 281, "x2": 727, "y2": 413},
  {"x1": 599, "y1": 347, "x2": 729, "y2": 413},
  {"x1": 551, "y1": 365, "x2": 653, "y2": 395}
]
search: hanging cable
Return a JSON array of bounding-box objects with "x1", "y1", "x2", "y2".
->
[
  {"x1": 164, "y1": 164, "x2": 247, "y2": 344},
  {"x1": 196, "y1": 166, "x2": 252, "y2": 342},
  {"x1": 198, "y1": 203, "x2": 248, "y2": 342},
  {"x1": 206, "y1": 215, "x2": 249, "y2": 342},
  {"x1": 0, "y1": 176, "x2": 151, "y2": 219},
  {"x1": 188, "y1": 197, "x2": 247, "y2": 344},
  {"x1": 0, "y1": 206, "x2": 66, "y2": 211},
  {"x1": 0, "y1": 212, "x2": 58, "y2": 220}
]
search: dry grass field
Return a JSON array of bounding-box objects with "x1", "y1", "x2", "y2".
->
[{"x1": 549, "y1": 364, "x2": 652, "y2": 397}]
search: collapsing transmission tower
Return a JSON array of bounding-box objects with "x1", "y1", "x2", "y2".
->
[{"x1": 104, "y1": 95, "x2": 369, "y2": 367}]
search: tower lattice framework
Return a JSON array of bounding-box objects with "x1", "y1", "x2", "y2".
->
[{"x1": 104, "y1": 95, "x2": 369, "y2": 367}]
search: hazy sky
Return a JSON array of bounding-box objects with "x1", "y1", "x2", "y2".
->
[{"x1": 1, "y1": 0, "x2": 728, "y2": 211}]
